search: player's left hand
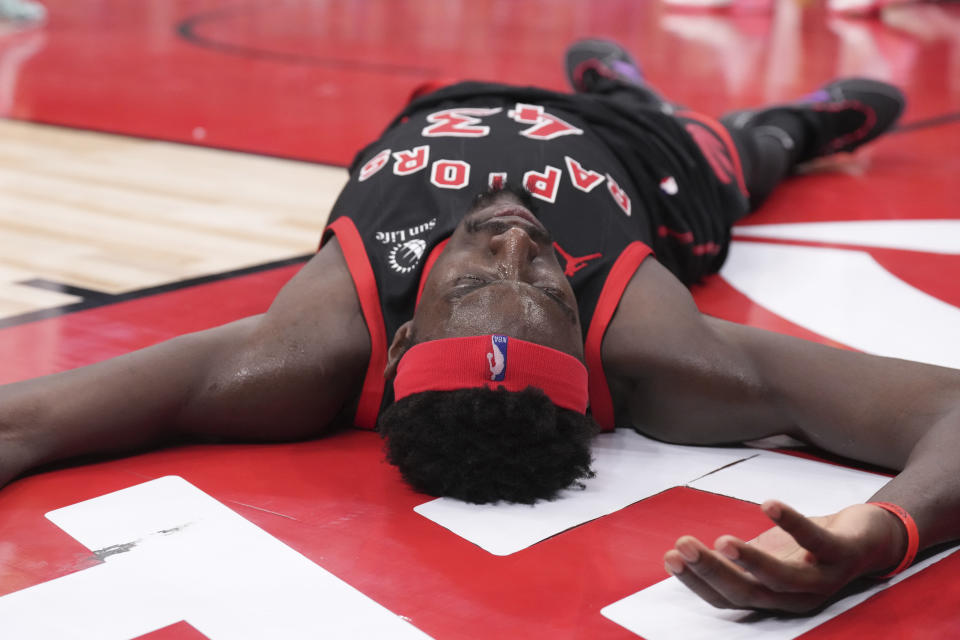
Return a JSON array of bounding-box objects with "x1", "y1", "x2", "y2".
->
[{"x1": 663, "y1": 500, "x2": 905, "y2": 613}]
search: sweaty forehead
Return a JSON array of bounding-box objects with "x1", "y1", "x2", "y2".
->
[{"x1": 422, "y1": 284, "x2": 582, "y2": 357}]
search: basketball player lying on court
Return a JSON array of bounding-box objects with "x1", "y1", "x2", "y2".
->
[{"x1": 1, "y1": 40, "x2": 958, "y2": 614}]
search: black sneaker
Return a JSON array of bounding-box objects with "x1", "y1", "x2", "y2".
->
[
  {"x1": 564, "y1": 38, "x2": 647, "y2": 93},
  {"x1": 800, "y1": 78, "x2": 905, "y2": 157},
  {"x1": 726, "y1": 78, "x2": 906, "y2": 164}
]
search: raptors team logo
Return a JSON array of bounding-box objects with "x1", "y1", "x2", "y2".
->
[{"x1": 488, "y1": 335, "x2": 507, "y2": 381}]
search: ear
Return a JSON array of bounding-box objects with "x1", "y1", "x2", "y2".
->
[{"x1": 384, "y1": 320, "x2": 415, "y2": 380}]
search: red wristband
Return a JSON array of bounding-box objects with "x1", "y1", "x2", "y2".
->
[{"x1": 868, "y1": 502, "x2": 919, "y2": 578}]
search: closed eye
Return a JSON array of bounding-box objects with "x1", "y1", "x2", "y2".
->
[
  {"x1": 446, "y1": 275, "x2": 488, "y2": 300},
  {"x1": 540, "y1": 287, "x2": 567, "y2": 305},
  {"x1": 446, "y1": 276, "x2": 577, "y2": 324}
]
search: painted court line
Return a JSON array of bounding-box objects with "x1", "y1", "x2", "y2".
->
[{"x1": 0, "y1": 477, "x2": 432, "y2": 639}]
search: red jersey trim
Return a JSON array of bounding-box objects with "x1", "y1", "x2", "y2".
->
[
  {"x1": 674, "y1": 109, "x2": 750, "y2": 200},
  {"x1": 322, "y1": 218, "x2": 388, "y2": 430},
  {"x1": 416, "y1": 238, "x2": 449, "y2": 307},
  {"x1": 584, "y1": 242, "x2": 653, "y2": 431}
]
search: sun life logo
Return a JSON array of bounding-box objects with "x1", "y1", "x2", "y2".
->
[{"x1": 388, "y1": 238, "x2": 427, "y2": 274}]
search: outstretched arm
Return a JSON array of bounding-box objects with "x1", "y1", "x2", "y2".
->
[
  {"x1": 603, "y1": 258, "x2": 960, "y2": 612},
  {"x1": 0, "y1": 239, "x2": 370, "y2": 487}
]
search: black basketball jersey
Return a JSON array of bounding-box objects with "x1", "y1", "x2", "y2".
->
[{"x1": 323, "y1": 82, "x2": 746, "y2": 431}]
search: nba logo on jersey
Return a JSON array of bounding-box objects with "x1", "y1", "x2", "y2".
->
[{"x1": 487, "y1": 335, "x2": 508, "y2": 381}]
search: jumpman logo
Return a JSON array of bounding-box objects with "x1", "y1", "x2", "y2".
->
[{"x1": 553, "y1": 242, "x2": 602, "y2": 277}]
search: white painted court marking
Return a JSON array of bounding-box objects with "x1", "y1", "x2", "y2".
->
[
  {"x1": 415, "y1": 431, "x2": 894, "y2": 558},
  {"x1": 687, "y1": 450, "x2": 889, "y2": 516},
  {"x1": 602, "y1": 543, "x2": 958, "y2": 640},
  {"x1": 0, "y1": 476, "x2": 432, "y2": 640},
  {"x1": 723, "y1": 222, "x2": 960, "y2": 369},
  {"x1": 733, "y1": 219, "x2": 960, "y2": 254},
  {"x1": 603, "y1": 449, "x2": 959, "y2": 639},
  {"x1": 416, "y1": 430, "x2": 756, "y2": 556}
]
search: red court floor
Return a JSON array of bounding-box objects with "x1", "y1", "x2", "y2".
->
[{"x1": 1, "y1": 1, "x2": 959, "y2": 638}]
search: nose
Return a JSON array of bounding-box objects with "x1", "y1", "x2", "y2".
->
[{"x1": 489, "y1": 226, "x2": 540, "y2": 278}]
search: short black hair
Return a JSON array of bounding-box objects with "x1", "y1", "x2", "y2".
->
[{"x1": 379, "y1": 386, "x2": 598, "y2": 504}]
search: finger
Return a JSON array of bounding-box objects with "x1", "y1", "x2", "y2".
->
[
  {"x1": 762, "y1": 500, "x2": 836, "y2": 559},
  {"x1": 674, "y1": 536, "x2": 773, "y2": 608},
  {"x1": 677, "y1": 536, "x2": 824, "y2": 613},
  {"x1": 664, "y1": 547, "x2": 737, "y2": 610},
  {"x1": 715, "y1": 535, "x2": 823, "y2": 593}
]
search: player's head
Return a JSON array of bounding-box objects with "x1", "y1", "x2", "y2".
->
[
  {"x1": 379, "y1": 184, "x2": 599, "y2": 504},
  {"x1": 396, "y1": 183, "x2": 583, "y2": 356}
]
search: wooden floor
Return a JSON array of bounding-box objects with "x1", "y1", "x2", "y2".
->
[{"x1": 0, "y1": 119, "x2": 345, "y2": 317}]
